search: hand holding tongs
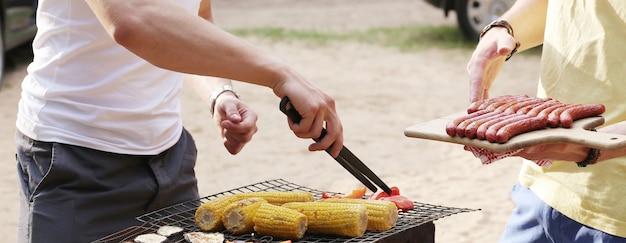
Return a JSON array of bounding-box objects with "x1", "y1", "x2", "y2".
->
[{"x1": 279, "y1": 97, "x2": 392, "y2": 194}]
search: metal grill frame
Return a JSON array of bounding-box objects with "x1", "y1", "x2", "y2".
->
[{"x1": 94, "y1": 179, "x2": 478, "y2": 243}]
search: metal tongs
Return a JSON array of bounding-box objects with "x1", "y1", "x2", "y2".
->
[{"x1": 280, "y1": 97, "x2": 392, "y2": 194}]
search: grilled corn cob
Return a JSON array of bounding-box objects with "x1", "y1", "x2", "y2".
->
[
  {"x1": 235, "y1": 191, "x2": 314, "y2": 205},
  {"x1": 282, "y1": 201, "x2": 368, "y2": 237},
  {"x1": 222, "y1": 197, "x2": 268, "y2": 235},
  {"x1": 252, "y1": 203, "x2": 308, "y2": 240},
  {"x1": 194, "y1": 194, "x2": 240, "y2": 231},
  {"x1": 321, "y1": 198, "x2": 399, "y2": 231}
]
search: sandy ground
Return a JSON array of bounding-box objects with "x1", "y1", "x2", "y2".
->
[{"x1": 0, "y1": 0, "x2": 543, "y2": 242}]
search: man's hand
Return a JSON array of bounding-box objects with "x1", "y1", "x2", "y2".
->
[
  {"x1": 467, "y1": 27, "x2": 519, "y2": 102},
  {"x1": 212, "y1": 94, "x2": 258, "y2": 154}
]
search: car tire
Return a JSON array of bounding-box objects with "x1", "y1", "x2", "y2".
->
[
  {"x1": 454, "y1": 0, "x2": 515, "y2": 41},
  {"x1": 0, "y1": 24, "x2": 5, "y2": 89}
]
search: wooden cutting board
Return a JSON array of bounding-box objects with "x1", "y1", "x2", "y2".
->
[{"x1": 404, "y1": 113, "x2": 626, "y2": 152}]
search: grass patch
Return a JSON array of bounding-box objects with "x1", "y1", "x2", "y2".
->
[
  {"x1": 230, "y1": 25, "x2": 476, "y2": 52},
  {"x1": 229, "y1": 25, "x2": 542, "y2": 57}
]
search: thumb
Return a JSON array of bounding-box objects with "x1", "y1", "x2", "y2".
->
[{"x1": 222, "y1": 102, "x2": 242, "y2": 123}]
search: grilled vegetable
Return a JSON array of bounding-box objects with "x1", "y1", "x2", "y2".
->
[
  {"x1": 183, "y1": 232, "x2": 225, "y2": 243},
  {"x1": 156, "y1": 225, "x2": 183, "y2": 237},
  {"x1": 282, "y1": 201, "x2": 368, "y2": 237},
  {"x1": 235, "y1": 191, "x2": 314, "y2": 205},
  {"x1": 320, "y1": 198, "x2": 398, "y2": 231},
  {"x1": 368, "y1": 186, "x2": 415, "y2": 212},
  {"x1": 252, "y1": 203, "x2": 308, "y2": 240},
  {"x1": 194, "y1": 194, "x2": 240, "y2": 231},
  {"x1": 222, "y1": 197, "x2": 268, "y2": 235},
  {"x1": 195, "y1": 191, "x2": 314, "y2": 232},
  {"x1": 133, "y1": 233, "x2": 167, "y2": 243},
  {"x1": 321, "y1": 186, "x2": 367, "y2": 199}
]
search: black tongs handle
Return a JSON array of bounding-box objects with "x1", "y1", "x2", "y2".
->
[{"x1": 279, "y1": 97, "x2": 392, "y2": 194}]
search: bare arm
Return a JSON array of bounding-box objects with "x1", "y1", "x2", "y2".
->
[{"x1": 84, "y1": 0, "x2": 344, "y2": 156}]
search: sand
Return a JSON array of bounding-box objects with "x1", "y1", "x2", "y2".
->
[{"x1": 0, "y1": 0, "x2": 542, "y2": 242}]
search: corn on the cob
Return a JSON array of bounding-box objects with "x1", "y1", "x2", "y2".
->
[
  {"x1": 235, "y1": 191, "x2": 314, "y2": 205},
  {"x1": 321, "y1": 198, "x2": 399, "y2": 231},
  {"x1": 194, "y1": 194, "x2": 240, "y2": 232},
  {"x1": 222, "y1": 197, "x2": 268, "y2": 235},
  {"x1": 282, "y1": 201, "x2": 368, "y2": 237},
  {"x1": 252, "y1": 203, "x2": 308, "y2": 240}
]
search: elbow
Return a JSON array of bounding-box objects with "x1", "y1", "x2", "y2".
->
[{"x1": 108, "y1": 16, "x2": 144, "y2": 47}]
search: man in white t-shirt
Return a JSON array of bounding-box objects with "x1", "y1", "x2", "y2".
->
[{"x1": 15, "y1": 0, "x2": 345, "y2": 242}]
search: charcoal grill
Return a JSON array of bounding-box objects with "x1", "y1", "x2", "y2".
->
[{"x1": 93, "y1": 179, "x2": 478, "y2": 243}]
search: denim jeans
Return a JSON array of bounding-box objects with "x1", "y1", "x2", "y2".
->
[
  {"x1": 499, "y1": 183, "x2": 626, "y2": 243},
  {"x1": 15, "y1": 128, "x2": 199, "y2": 243}
]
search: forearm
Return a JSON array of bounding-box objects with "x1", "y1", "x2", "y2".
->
[
  {"x1": 185, "y1": 75, "x2": 233, "y2": 105},
  {"x1": 85, "y1": 0, "x2": 289, "y2": 93},
  {"x1": 498, "y1": 0, "x2": 548, "y2": 52}
]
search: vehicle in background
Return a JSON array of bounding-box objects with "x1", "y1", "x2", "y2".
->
[
  {"x1": 1, "y1": 0, "x2": 38, "y2": 85},
  {"x1": 424, "y1": 0, "x2": 515, "y2": 41}
]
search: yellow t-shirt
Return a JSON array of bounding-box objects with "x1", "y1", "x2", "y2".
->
[{"x1": 520, "y1": 0, "x2": 626, "y2": 237}]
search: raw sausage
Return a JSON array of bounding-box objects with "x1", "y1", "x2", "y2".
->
[
  {"x1": 559, "y1": 104, "x2": 606, "y2": 128},
  {"x1": 495, "y1": 116, "x2": 549, "y2": 143},
  {"x1": 455, "y1": 111, "x2": 499, "y2": 137},
  {"x1": 464, "y1": 113, "x2": 507, "y2": 139},
  {"x1": 445, "y1": 110, "x2": 491, "y2": 136},
  {"x1": 485, "y1": 114, "x2": 529, "y2": 143}
]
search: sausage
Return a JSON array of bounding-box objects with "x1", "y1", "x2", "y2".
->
[
  {"x1": 485, "y1": 114, "x2": 529, "y2": 143},
  {"x1": 525, "y1": 99, "x2": 559, "y2": 117},
  {"x1": 547, "y1": 104, "x2": 576, "y2": 127},
  {"x1": 536, "y1": 103, "x2": 567, "y2": 119},
  {"x1": 495, "y1": 116, "x2": 549, "y2": 143},
  {"x1": 484, "y1": 95, "x2": 530, "y2": 112},
  {"x1": 559, "y1": 104, "x2": 606, "y2": 128},
  {"x1": 445, "y1": 110, "x2": 491, "y2": 136},
  {"x1": 455, "y1": 111, "x2": 499, "y2": 137},
  {"x1": 465, "y1": 112, "x2": 507, "y2": 139},
  {"x1": 505, "y1": 97, "x2": 549, "y2": 114},
  {"x1": 468, "y1": 95, "x2": 525, "y2": 113},
  {"x1": 475, "y1": 114, "x2": 517, "y2": 140}
]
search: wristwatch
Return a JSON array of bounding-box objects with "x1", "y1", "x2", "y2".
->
[
  {"x1": 209, "y1": 85, "x2": 240, "y2": 117},
  {"x1": 480, "y1": 20, "x2": 515, "y2": 39}
]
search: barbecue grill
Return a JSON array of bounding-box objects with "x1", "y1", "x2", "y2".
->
[{"x1": 93, "y1": 179, "x2": 477, "y2": 243}]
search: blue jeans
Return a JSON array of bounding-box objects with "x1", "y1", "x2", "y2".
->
[
  {"x1": 499, "y1": 183, "x2": 626, "y2": 243},
  {"x1": 15, "y1": 129, "x2": 200, "y2": 243}
]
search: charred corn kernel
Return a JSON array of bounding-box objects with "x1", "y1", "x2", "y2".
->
[
  {"x1": 222, "y1": 197, "x2": 268, "y2": 235},
  {"x1": 194, "y1": 194, "x2": 240, "y2": 231},
  {"x1": 321, "y1": 198, "x2": 399, "y2": 231},
  {"x1": 234, "y1": 191, "x2": 314, "y2": 205},
  {"x1": 252, "y1": 203, "x2": 308, "y2": 240},
  {"x1": 282, "y1": 201, "x2": 368, "y2": 237}
]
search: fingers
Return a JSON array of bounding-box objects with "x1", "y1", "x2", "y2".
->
[
  {"x1": 517, "y1": 143, "x2": 589, "y2": 162},
  {"x1": 466, "y1": 33, "x2": 517, "y2": 102},
  {"x1": 284, "y1": 95, "x2": 344, "y2": 157},
  {"x1": 214, "y1": 97, "x2": 258, "y2": 154}
]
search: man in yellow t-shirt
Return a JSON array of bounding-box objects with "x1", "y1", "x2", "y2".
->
[{"x1": 466, "y1": 0, "x2": 626, "y2": 241}]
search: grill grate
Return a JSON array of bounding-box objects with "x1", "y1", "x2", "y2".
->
[{"x1": 94, "y1": 179, "x2": 478, "y2": 243}]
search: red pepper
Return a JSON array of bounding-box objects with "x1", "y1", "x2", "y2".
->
[
  {"x1": 379, "y1": 195, "x2": 415, "y2": 212},
  {"x1": 367, "y1": 186, "x2": 414, "y2": 211}
]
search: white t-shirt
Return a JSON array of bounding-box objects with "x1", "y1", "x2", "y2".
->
[{"x1": 16, "y1": 0, "x2": 200, "y2": 155}]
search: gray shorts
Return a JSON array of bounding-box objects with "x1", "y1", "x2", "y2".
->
[{"x1": 15, "y1": 128, "x2": 200, "y2": 243}]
